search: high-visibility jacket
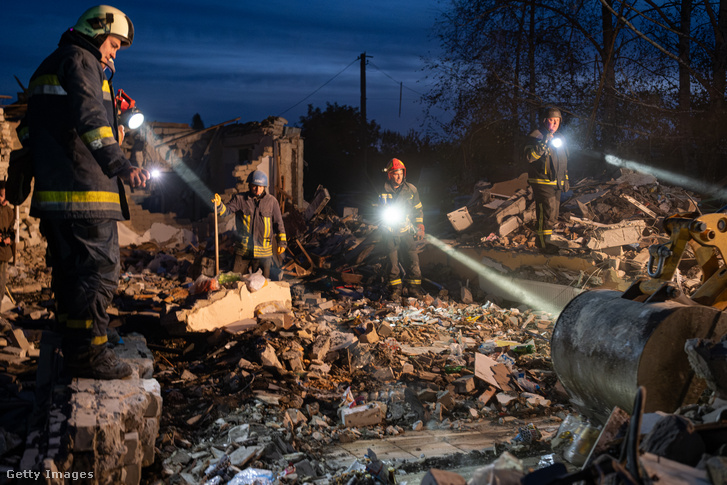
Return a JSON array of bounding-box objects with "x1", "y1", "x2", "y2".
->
[
  {"x1": 380, "y1": 180, "x2": 424, "y2": 234},
  {"x1": 524, "y1": 128, "x2": 569, "y2": 192},
  {"x1": 26, "y1": 30, "x2": 132, "y2": 221},
  {"x1": 220, "y1": 191, "x2": 287, "y2": 258}
]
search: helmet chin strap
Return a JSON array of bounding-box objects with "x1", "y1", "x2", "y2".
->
[{"x1": 102, "y1": 58, "x2": 116, "y2": 75}]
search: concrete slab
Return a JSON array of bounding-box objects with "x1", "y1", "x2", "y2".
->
[
  {"x1": 323, "y1": 418, "x2": 562, "y2": 473},
  {"x1": 162, "y1": 281, "x2": 292, "y2": 333}
]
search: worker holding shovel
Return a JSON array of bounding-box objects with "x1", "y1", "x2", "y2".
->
[{"x1": 212, "y1": 170, "x2": 287, "y2": 279}]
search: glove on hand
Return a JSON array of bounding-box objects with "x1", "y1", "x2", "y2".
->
[
  {"x1": 417, "y1": 224, "x2": 425, "y2": 240},
  {"x1": 277, "y1": 246, "x2": 286, "y2": 255}
]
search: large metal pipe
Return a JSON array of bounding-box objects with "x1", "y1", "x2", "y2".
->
[{"x1": 551, "y1": 289, "x2": 727, "y2": 424}]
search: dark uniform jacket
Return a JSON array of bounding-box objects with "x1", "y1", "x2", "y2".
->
[
  {"x1": 26, "y1": 30, "x2": 132, "y2": 221},
  {"x1": 524, "y1": 128, "x2": 569, "y2": 192},
  {"x1": 380, "y1": 180, "x2": 424, "y2": 234},
  {"x1": 222, "y1": 192, "x2": 287, "y2": 258}
]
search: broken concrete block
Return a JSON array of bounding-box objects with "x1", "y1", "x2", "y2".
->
[
  {"x1": 260, "y1": 344, "x2": 284, "y2": 369},
  {"x1": 437, "y1": 390, "x2": 455, "y2": 411},
  {"x1": 498, "y1": 216, "x2": 522, "y2": 237},
  {"x1": 8, "y1": 328, "x2": 30, "y2": 351},
  {"x1": 341, "y1": 402, "x2": 387, "y2": 428},
  {"x1": 494, "y1": 195, "x2": 527, "y2": 224},
  {"x1": 258, "y1": 312, "x2": 294, "y2": 331},
  {"x1": 447, "y1": 207, "x2": 473, "y2": 232},
  {"x1": 162, "y1": 281, "x2": 292, "y2": 333},
  {"x1": 585, "y1": 220, "x2": 646, "y2": 250},
  {"x1": 454, "y1": 375, "x2": 475, "y2": 394}
]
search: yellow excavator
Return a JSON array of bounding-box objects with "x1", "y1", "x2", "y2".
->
[{"x1": 551, "y1": 211, "x2": 727, "y2": 424}]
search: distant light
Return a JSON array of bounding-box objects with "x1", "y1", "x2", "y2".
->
[{"x1": 551, "y1": 137, "x2": 563, "y2": 148}]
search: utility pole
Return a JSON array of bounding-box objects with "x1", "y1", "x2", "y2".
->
[
  {"x1": 359, "y1": 52, "x2": 371, "y2": 171},
  {"x1": 360, "y1": 52, "x2": 367, "y2": 126}
]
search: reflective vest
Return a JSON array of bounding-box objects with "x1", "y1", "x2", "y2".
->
[
  {"x1": 380, "y1": 181, "x2": 424, "y2": 234},
  {"x1": 524, "y1": 128, "x2": 569, "y2": 192},
  {"x1": 222, "y1": 192, "x2": 287, "y2": 258},
  {"x1": 26, "y1": 30, "x2": 132, "y2": 220}
]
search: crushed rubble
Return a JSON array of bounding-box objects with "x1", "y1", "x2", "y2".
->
[{"x1": 1, "y1": 170, "x2": 727, "y2": 484}]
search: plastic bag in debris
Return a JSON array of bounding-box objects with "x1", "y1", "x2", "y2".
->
[
  {"x1": 218, "y1": 271, "x2": 242, "y2": 285},
  {"x1": 189, "y1": 274, "x2": 220, "y2": 295},
  {"x1": 242, "y1": 269, "x2": 267, "y2": 292},
  {"x1": 227, "y1": 467, "x2": 274, "y2": 485},
  {"x1": 469, "y1": 451, "x2": 524, "y2": 485}
]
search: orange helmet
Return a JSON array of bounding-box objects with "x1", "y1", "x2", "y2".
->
[{"x1": 385, "y1": 158, "x2": 406, "y2": 180}]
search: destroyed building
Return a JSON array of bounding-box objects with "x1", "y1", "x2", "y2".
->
[{"x1": 2, "y1": 98, "x2": 727, "y2": 484}]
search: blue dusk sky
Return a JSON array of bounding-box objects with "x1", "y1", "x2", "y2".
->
[{"x1": 1, "y1": 1, "x2": 450, "y2": 134}]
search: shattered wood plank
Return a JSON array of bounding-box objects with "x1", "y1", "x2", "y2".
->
[
  {"x1": 491, "y1": 364, "x2": 515, "y2": 393},
  {"x1": 623, "y1": 194, "x2": 657, "y2": 218},
  {"x1": 474, "y1": 353, "x2": 500, "y2": 389}
]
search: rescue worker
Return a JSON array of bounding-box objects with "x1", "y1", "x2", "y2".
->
[
  {"x1": 213, "y1": 170, "x2": 287, "y2": 279},
  {"x1": 25, "y1": 6, "x2": 149, "y2": 379},
  {"x1": 523, "y1": 107, "x2": 569, "y2": 254},
  {"x1": 380, "y1": 158, "x2": 425, "y2": 300}
]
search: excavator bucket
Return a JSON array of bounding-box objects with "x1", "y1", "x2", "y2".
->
[
  {"x1": 551, "y1": 289, "x2": 727, "y2": 424},
  {"x1": 551, "y1": 212, "x2": 727, "y2": 424}
]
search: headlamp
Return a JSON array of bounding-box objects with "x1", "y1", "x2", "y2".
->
[{"x1": 551, "y1": 137, "x2": 563, "y2": 148}]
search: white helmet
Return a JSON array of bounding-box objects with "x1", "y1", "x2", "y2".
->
[{"x1": 72, "y1": 5, "x2": 134, "y2": 48}]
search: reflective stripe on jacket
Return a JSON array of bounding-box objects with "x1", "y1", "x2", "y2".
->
[
  {"x1": 524, "y1": 128, "x2": 569, "y2": 191},
  {"x1": 381, "y1": 180, "x2": 424, "y2": 234},
  {"x1": 26, "y1": 30, "x2": 132, "y2": 220},
  {"x1": 222, "y1": 192, "x2": 287, "y2": 258}
]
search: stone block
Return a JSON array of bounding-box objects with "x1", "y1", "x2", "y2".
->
[
  {"x1": 162, "y1": 281, "x2": 292, "y2": 333},
  {"x1": 68, "y1": 410, "x2": 96, "y2": 452},
  {"x1": 123, "y1": 431, "x2": 140, "y2": 465},
  {"x1": 341, "y1": 402, "x2": 387, "y2": 428}
]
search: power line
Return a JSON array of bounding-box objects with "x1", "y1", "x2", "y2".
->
[
  {"x1": 277, "y1": 58, "x2": 359, "y2": 117},
  {"x1": 368, "y1": 61, "x2": 425, "y2": 97}
]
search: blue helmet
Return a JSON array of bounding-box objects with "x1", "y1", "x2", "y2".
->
[{"x1": 247, "y1": 170, "x2": 268, "y2": 187}]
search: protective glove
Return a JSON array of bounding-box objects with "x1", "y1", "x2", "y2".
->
[
  {"x1": 417, "y1": 224, "x2": 425, "y2": 240},
  {"x1": 211, "y1": 193, "x2": 226, "y2": 215},
  {"x1": 277, "y1": 245, "x2": 286, "y2": 255}
]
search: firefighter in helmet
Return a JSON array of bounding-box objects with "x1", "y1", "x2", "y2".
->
[
  {"x1": 379, "y1": 158, "x2": 425, "y2": 300},
  {"x1": 213, "y1": 170, "x2": 287, "y2": 279},
  {"x1": 25, "y1": 5, "x2": 147, "y2": 380},
  {"x1": 523, "y1": 107, "x2": 569, "y2": 254}
]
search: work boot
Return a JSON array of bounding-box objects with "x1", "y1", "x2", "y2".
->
[
  {"x1": 408, "y1": 286, "x2": 425, "y2": 299},
  {"x1": 89, "y1": 345, "x2": 132, "y2": 380},
  {"x1": 389, "y1": 287, "x2": 402, "y2": 302}
]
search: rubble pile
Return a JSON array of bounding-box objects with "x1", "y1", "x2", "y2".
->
[
  {"x1": 2, "y1": 175, "x2": 727, "y2": 484},
  {"x1": 448, "y1": 170, "x2": 705, "y2": 294}
]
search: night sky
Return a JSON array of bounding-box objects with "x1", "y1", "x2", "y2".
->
[{"x1": 1, "y1": 1, "x2": 448, "y2": 133}]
